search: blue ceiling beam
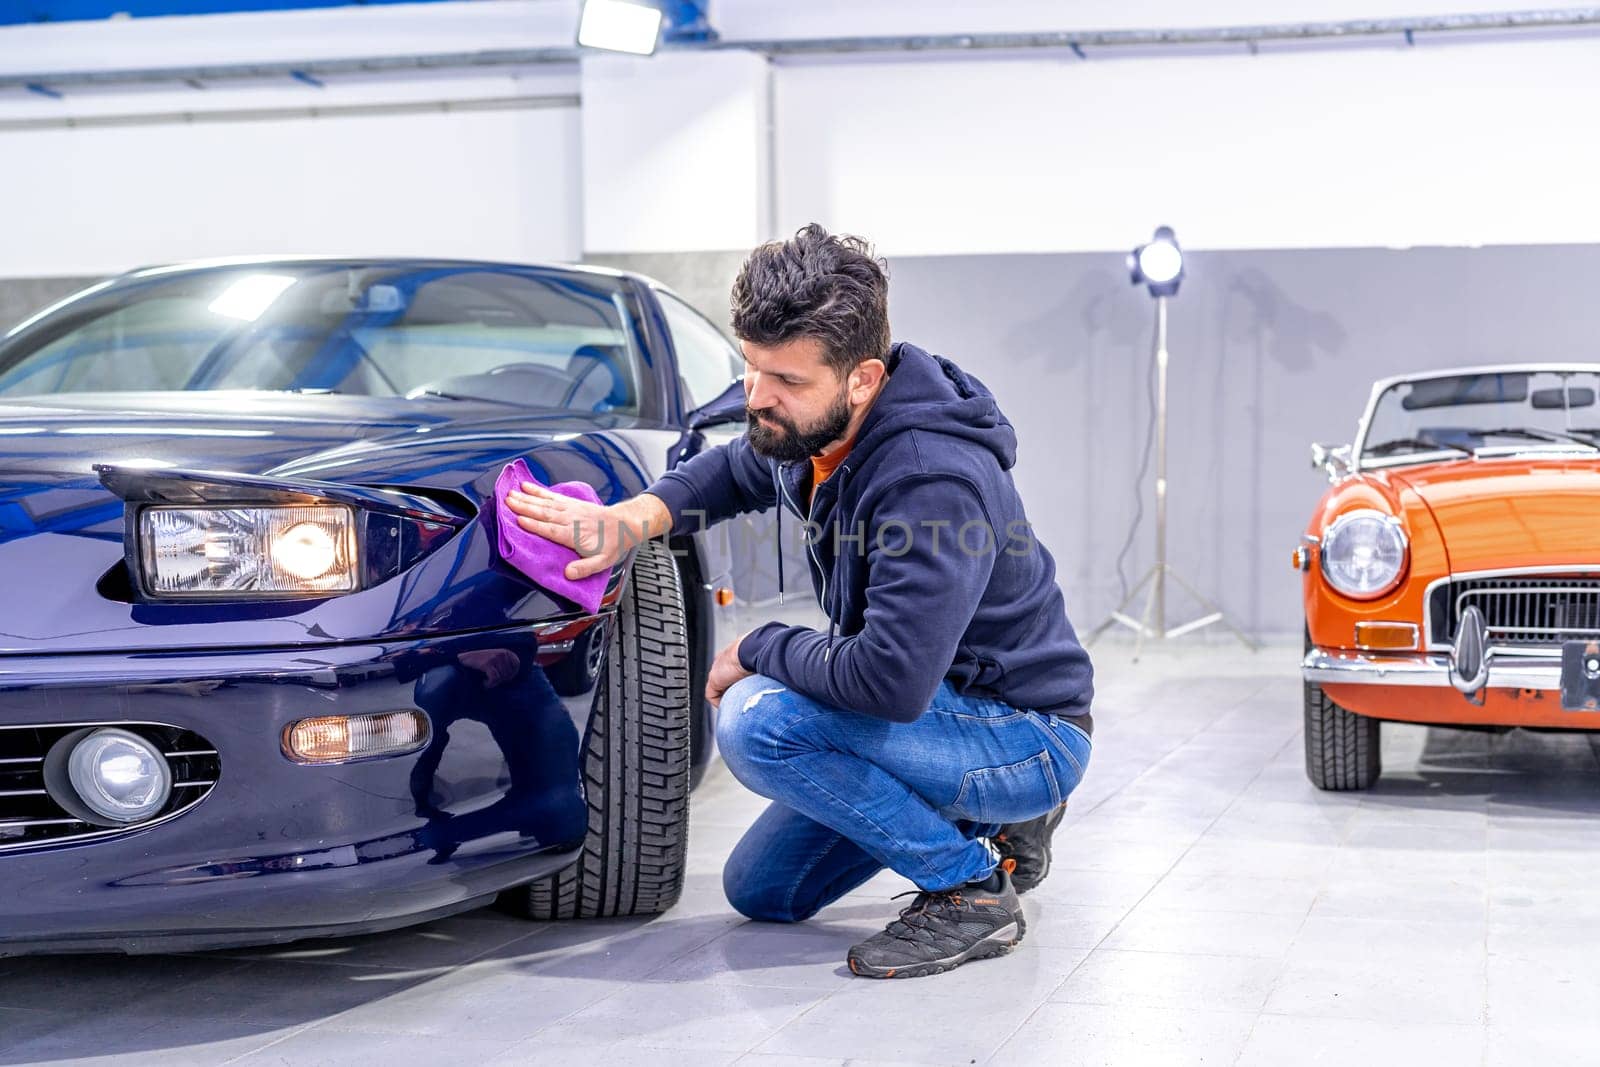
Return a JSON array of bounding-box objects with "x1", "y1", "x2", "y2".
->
[{"x1": 0, "y1": 0, "x2": 450, "y2": 27}]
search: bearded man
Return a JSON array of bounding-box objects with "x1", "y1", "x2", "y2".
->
[{"x1": 505, "y1": 224, "x2": 1094, "y2": 979}]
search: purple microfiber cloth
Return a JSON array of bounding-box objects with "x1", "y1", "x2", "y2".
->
[{"x1": 493, "y1": 458, "x2": 608, "y2": 615}]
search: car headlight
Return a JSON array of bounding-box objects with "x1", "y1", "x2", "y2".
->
[
  {"x1": 139, "y1": 505, "x2": 359, "y2": 597},
  {"x1": 1320, "y1": 509, "x2": 1408, "y2": 599}
]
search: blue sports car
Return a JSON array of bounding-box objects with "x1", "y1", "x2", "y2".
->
[{"x1": 0, "y1": 257, "x2": 789, "y2": 955}]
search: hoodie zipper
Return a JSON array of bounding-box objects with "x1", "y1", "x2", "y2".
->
[{"x1": 776, "y1": 462, "x2": 829, "y2": 620}]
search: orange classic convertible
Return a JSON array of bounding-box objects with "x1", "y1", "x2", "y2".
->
[{"x1": 1298, "y1": 365, "x2": 1600, "y2": 789}]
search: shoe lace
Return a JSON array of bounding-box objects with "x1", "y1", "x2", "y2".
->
[{"x1": 883, "y1": 888, "x2": 966, "y2": 938}]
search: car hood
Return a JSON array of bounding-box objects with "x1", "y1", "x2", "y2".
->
[
  {"x1": 1388, "y1": 457, "x2": 1600, "y2": 573},
  {"x1": 0, "y1": 391, "x2": 676, "y2": 654}
]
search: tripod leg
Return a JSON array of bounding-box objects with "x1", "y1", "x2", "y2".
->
[
  {"x1": 1086, "y1": 566, "x2": 1158, "y2": 646},
  {"x1": 1132, "y1": 567, "x2": 1161, "y2": 661},
  {"x1": 1163, "y1": 566, "x2": 1260, "y2": 650}
]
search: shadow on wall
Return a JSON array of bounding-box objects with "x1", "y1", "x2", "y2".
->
[
  {"x1": 1210, "y1": 267, "x2": 1348, "y2": 635},
  {"x1": 998, "y1": 270, "x2": 1151, "y2": 617}
]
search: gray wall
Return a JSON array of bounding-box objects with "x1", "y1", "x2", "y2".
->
[
  {"x1": 586, "y1": 251, "x2": 747, "y2": 339},
  {"x1": 587, "y1": 244, "x2": 1600, "y2": 640},
  {"x1": 9, "y1": 247, "x2": 1600, "y2": 640},
  {"x1": 0, "y1": 277, "x2": 101, "y2": 334}
]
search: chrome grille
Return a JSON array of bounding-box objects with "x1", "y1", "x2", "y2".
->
[
  {"x1": 1431, "y1": 575, "x2": 1600, "y2": 649},
  {"x1": 0, "y1": 723, "x2": 219, "y2": 852}
]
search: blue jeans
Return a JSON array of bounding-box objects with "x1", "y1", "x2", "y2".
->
[{"x1": 716, "y1": 673, "x2": 1092, "y2": 922}]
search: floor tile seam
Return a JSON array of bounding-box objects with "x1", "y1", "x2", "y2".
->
[
  {"x1": 283, "y1": 950, "x2": 592, "y2": 1041},
  {"x1": 728, "y1": 992, "x2": 837, "y2": 1059},
  {"x1": 633, "y1": 973, "x2": 848, "y2": 994},
  {"x1": 1182, "y1": 729, "x2": 1313, "y2": 1000},
  {"x1": 166, "y1": 950, "x2": 486, "y2": 973},
  {"x1": 635, "y1": 921, "x2": 747, "y2": 982},
  {"x1": 1044, "y1": 988, "x2": 1275, "y2": 1013},
  {"x1": 1480, "y1": 865, "x2": 1491, "y2": 1037},
  {"x1": 3, "y1": 956, "x2": 261, "y2": 1027},
  {"x1": 484, "y1": 922, "x2": 778, "y2": 1042},
  {"x1": 1228, "y1": 1010, "x2": 1269, "y2": 1067},
  {"x1": 1005, "y1": 769, "x2": 1253, "y2": 1041},
  {"x1": 1126, "y1": 721, "x2": 1298, "y2": 842},
  {"x1": 453, "y1": 921, "x2": 564, "y2": 969},
  {"x1": 1253, "y1": 1007, "x2": 1493, "y2": 1032},
  {"x1": 1065, "y1": 693, "x2": 1236, "y2": 819},
  {"x1": 968, "y1": 931, "x2": 1113, "y2": 1054},
  {"x1": 171, "y1": 952, "x2": 334, "y2": 975},
  {"x1": 215, "y1": 1020, "x2": 324, "y2": 1065},
  {"x1": 1088, "y1": 942, "x2": 1296, "y2": 961},
  {"x1": 0, "y1": 1003, "x2": 60, "y2": 1017}
]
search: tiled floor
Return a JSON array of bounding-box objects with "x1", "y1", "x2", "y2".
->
[{"x1": 5, "y1": 639, "x2": 1600, "y2": 1066}]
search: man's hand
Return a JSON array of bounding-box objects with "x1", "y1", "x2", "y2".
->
[
  {"x1": 503, "y1": 486, "x2": 671, "y2": 581},
  {"x1": 707, "y1": 630, "x2": 755, "y2": 709}
]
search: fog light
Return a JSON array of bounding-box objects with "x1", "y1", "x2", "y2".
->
[
  {"x1": 284, "y1": 711, "x2": 430, "y2": 764},
  {"x1": 45, "y1": 728, "x2": 172, "y2": 826},
  {"x1": 1354, "y1": 621, "x2": 1420, "y2": 651}
]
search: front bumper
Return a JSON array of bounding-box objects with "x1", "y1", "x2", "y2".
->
[
  {"x1": 0, "y1": 624, "x2": 600, "y2": 956},
  {"x1": 1302, "y1": 648, "x2": 1562, "y2": 689}
]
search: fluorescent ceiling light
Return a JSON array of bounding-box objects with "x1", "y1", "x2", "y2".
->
[
  {"x1": 578, "y1": 0, "x2": 664, "y2": 55},
  {"x1": 208, "y1": 274, "x2": 297, "y2": 322}
]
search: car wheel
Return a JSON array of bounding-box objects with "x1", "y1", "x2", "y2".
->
[
  {"x1": 1303, "y1": 628, "x2": 1380, "y2": 790},
  {"x1": 546, "y1": 624, "x2": 606, "y2": 697},
  {"x1": 507, "y1": 538, "x2": 692, "y2": 918}
]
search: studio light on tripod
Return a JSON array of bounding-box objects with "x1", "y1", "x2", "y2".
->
[
  {"x1": 1089, "y1": 225, "x2": 1255, "y2": 657},
  {"x1": 1128, "y1": 226, "x2": 1185, "y2": 298}
]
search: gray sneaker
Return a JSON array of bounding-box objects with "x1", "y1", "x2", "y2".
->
[
  {"x1": 846, "y1": 868, "x2": 1026, "y2": 979},
  {"x1": 993, "y1": 803, "x2": 1067, "y2": 893}
]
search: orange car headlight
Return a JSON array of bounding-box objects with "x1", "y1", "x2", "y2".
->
[{"x1": 1320, "y1": 509, "x2": 1407, "y2": 599}]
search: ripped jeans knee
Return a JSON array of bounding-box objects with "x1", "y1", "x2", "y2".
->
[{"x1": 715, "y1": 674, "x2": 795, "y2": 790}]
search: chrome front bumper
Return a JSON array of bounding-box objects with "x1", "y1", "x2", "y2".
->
[{"x1": 1302, "y1": 648, "x2": 1562, "y2": 689}]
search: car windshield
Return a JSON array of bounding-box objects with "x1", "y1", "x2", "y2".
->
[
  {"x1": 1362, "y1": 370, "x2": 1600, "y2": 464},
  {"x1": 0, "y1": 263, "x2": 646, "y2": 414}
]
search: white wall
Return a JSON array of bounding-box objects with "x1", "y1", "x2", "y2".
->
[
  {"x1": 770, "y1": 32, "x2": 1600, "y2": 256},
  {"x1": 1, "y1": 102, "x2": 582, "y2": 277},
  {"x1": 581, "y1": 50, "x2": 771, "y2": 254},
  {"x1": 5, "y1": 0, "x2": 1600, "y2": 272},
  {"x1": 0, "y1": 1, "x2": 585, "y2": 278}
]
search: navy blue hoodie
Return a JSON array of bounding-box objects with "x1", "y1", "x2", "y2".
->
[{"x1": 646, "y1": 342, "x2": 1094, "y2": 727}]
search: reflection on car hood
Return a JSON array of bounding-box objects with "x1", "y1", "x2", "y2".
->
[
  {"x1": 0, "y1": 392, "x2": 611, "y2": 479},
  {"x1": 1389, "y1": 458, "x2": 1600, "y2": 571},
  {"x1": 0, "y1": 391, "x2": 670, "y2": 655}
]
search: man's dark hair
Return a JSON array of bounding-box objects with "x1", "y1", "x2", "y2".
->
[{"x1": 730, "y1": 223, "x2": 890, "y2": 376}]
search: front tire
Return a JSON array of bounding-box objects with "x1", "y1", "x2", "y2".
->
[
  {"x1": 506, "y1": 539, "x2": 692, "y2": 918},
  {"x1": 1304, "y1": 673, "x2": 1381, "y2": 791}
]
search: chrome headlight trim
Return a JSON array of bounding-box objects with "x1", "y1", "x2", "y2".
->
[
  {"x1": 1320, "y1": 508, "x2": 1409, "y2": 600},
  {"x1": 96, "y1": 464, "x2": 472, "y2": 604},
  {"x1": 136, "y1": 504, "x2": 360, "y2": 599}
]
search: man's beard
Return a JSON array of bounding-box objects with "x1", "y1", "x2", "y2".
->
[{"x1": 746, "y1": 388, "x2": 853, "y2": 464}]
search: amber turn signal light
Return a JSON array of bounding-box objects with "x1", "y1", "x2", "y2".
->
[
  {"x1": 714, "y1": 586, "x2": 736, "y2": 607},
  {"x1": 1354, "y1": 622, "x2": 1419, "y2": 651},
  {"x1": 283, "y1": 711, "x2": 430, "y2": 764}
]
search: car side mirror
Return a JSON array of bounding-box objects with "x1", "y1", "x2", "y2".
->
[
  {"x1": 1310, "y1": 442, "x2": 1353, "y2": 481},
  {"x1": 687, "y1": 379, "x2": 747, "y2": 431}
]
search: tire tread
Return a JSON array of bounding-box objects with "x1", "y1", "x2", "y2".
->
[{"x1": 508, "y1": 540, "x2": 692, "y2": 918}]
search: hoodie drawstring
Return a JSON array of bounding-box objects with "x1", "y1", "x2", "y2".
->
[
  {"x1": 770, "y1": 463, "x2": 785, "y2": 606},
  {"x1": 822, "y1": 462, "x2": 847, "y2": 660}
]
